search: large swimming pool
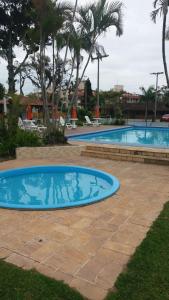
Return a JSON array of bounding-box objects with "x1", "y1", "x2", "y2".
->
[{"x1": 69, "y1": 127, "x2": 169, "y2": 148}]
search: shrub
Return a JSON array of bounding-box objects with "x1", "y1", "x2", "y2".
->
[
  {"x1": 43, "y1": 129, "x2": 67, "y2": 145},
  {"x1": 77, "y1": 108, "x2": 92, "y2": 121},
  {"x1": 0, "y1": 138, "x2": 16, "y2": 157},
  {"x1": 114, "y1": 119, "x2": 125, "y2": 125},
  {"x1": 0, "y1": 129, "x2": 41, "y2": 157},
  {"x1": 15, "y1": 129, "x2": 41, "y2": 147},
  {"x1": 76, "y1": 120, "x2": 84, "y2": 127},
  {"x1": 0, "y1": 83, "x2": 5, "y2": 99},
  {"x1": 0, "y1": 97, "x2": 42, "y2": 158}
]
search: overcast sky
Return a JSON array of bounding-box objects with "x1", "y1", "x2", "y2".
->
[{"x1": 0, "y1": 0, "x2": 168, "y2": 94}]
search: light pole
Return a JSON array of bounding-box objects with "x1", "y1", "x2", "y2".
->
[
  {"x1": 150, "y1": 72, "x2": 164, "y2": 121},
  {"x1": 92, "y1": 52, "x2": 109, "y2": 118}
]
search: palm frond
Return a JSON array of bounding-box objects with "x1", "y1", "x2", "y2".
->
[
  {"x1": 151, "y1": 0, "x2": 169, "y2": 22},
  {"x1": 91, "y1": 43, "x2": 107, "y2": 60},
  {"x1": 77, "y1": 0, "x2": 123, "y2": 38},
  {"x1": 151, "y1": 8, "x2": 161, "y2": 22},
  {"x1": 153, "y1": 0, "x2": 159, "y2": 9},
  {"x1": 0, "y1": 49, "x2": 7, "y2": 61}
]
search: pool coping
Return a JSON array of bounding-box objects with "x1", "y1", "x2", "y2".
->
[{"x1": 66, "y1": 126, "x2": 132, "y2": 138}]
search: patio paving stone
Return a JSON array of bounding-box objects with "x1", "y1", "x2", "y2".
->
[
  {"x1": 0, "y1": 153, "x2": 168, "y2": 300},
  {"x1": 103, "y1": 241, "x2": 135, "y2": 256},
  {"x1": 32, "y1": 262, "x2": 60, "y2": 278},
  {"x1": 70, "y1": 278, "x2": 107, "y2": 300},
  {"x1": 5, "y1": 253, "x2": 35, "y2": 269},
  {"x1": 0, "y1": 248, "x2": 12, "y2": 259}
]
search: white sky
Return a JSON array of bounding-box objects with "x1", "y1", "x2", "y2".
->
[{"x1": 0, "y1": 0, "x2": 168, "y2": 94}]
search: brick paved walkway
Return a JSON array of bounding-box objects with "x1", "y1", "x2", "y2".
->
[{"x1": 0, "y1": 156, "x2": 169, "y2": 300}]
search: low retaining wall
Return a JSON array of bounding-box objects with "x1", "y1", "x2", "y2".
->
[{"x1": 16, "y1": 144, "x2": 85, "y2": 160}]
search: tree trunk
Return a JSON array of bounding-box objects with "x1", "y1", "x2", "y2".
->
[
  {"x1": 19, "y1": 70, "x2": 25, "y2": 95},
  {"x1": 84, "y1": 82, "x2": 87, "y2": 109},
  {"x1": 40, "y1": 25, "x2": 50, "y2": 125},
  {"x1": 68, "y1": 44, "x2": 94, "y2": 105},
  {"x1": 66, "y1": 54, "x2": 76, "y2": 91},
  {"x1": 40, "y1": 26, "x2": 46, "y2": 122},
  {"x1": 55, "y1": 0, "x2": 78, "y2": 108},
  {"x1": 145, "y1": 98, "x2": 148, "y2": 125},
  {"x1": 63, "y1": 44, "x2": 95, "y2": 134},
  {"x1": 162, "y1": 14, "x2": 169, "y2": 87},
  {"x1": 7, "y1": 31, "x2": 15, "y2": 93},
  {"x1": 73, "y1": 58, "x2": 80, "y2": 106},
  {"x1": 63, "y1": 58, "x2": 80, "y2": 133},
  {"x1": 52, "y1": 35, "x2": 55, "y2": 124},
  {"x1": 76, "y1": 38, "x2": 96, "y2": 89}
]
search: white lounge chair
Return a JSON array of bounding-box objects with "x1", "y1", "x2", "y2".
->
[
  {"x1": 84, "y1": 116, "x2": 101, "y2": 127},
  {"x1": 21, "y1": 120, "x2": 47, "y2": 133},
  {"x1": 18, "y1": 118, "x2": 47, "y2": 137},
  {"x1": 60, "y1": 116, "x2": 73, "y2": 129},
  {"x1": 22, "y1": 120, "x2": 39, "y2": 132},
  {"x1": 18, "y1": 117, "x2": 25, "y2": 130},
  {"x1": 36, "y1": 122, "x2": 47, "y2": 133}
]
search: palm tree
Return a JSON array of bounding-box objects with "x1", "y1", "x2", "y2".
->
[
  {"x1": 55, "y1": 0, "x2": 78, "y2": 107},
  {"x1": 50, "y1": 2, "x2": 72, "y2": 121},
  {"x1": 151, "y1": 0, "x2": 169, "y2": 87},
  {"x1": 63, "y1": 0, "x2": 123, "y2": 131},
  {"x1": 76, "y1": 0, "x2": 123, "y2": 83},
  {"x1": 140, "y1": 86, "x2": 155, "y2": 124},
  {"x1": 32, "y1": 0, "x2": 52, "y2": 124},
  {"x1": 32, "y1": 0, "x2": 71, "y2": 125},
  {"x1": 68, "y1": 27, "x2": 92, "y2": 107},
  {"x1": 61, "y1": 27, "x2": 91, "y2": 132}
]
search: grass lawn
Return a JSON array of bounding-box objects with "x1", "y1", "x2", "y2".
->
[
  {"x1": 106, "y1": 202, "x2": 169, "y2": 300},
  {"x1": 0, "y1": 260, "x2": 85, "y2": 300}
]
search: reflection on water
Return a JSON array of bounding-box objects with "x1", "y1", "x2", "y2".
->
[
  {"x1": 0, "y1": 171, "x2": 112, "y2": 207},
  {"x1": 78, "y1": 128, "x2": 169, "y2": 147}
]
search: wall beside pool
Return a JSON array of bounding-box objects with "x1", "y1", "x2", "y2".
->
[{"x1": 16, "y1": 145, "x2": 85, "y2": 160}]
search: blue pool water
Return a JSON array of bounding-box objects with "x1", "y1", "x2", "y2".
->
[
  {"x1": 0, "y1": 166, "x2": 119, "y2": 210},
  {"x1": 70, "y1": 127, "x2": 169, "y2": 148}
]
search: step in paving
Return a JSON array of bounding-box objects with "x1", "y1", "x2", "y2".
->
[{"x1": 81, "y1": 145, "x2": 169, "y2": 165}]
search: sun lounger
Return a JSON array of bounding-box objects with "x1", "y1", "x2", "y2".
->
[
  {"x1": 60, "y1": 116, "x2": 73, "y2": 129},
  {"x1": 84, "y1": 116, "x2": 101, "y2": 127}
]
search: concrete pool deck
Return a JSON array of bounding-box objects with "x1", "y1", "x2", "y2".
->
[
  {"x1": 0, "y1": 154, "x2": 169, "y2": 300},
  {"x1": 65, "y1": 125, "x2": 126, "y2": 137}
]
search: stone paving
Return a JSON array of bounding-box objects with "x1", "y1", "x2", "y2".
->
[{"x1": 0, "y1": 155, "x2": 169, "y2": 300}]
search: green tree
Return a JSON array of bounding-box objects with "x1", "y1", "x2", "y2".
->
[
  {"x1": 32, "y1": 0, "x2": 72, "y2": 125},
  {"x1": 68, "y1": 27, "x2": 92, "y2": 107},
  {"x1": 0, "y1": 0, "x2": 36, "y2": 93},
  {"x1": 0, "y1": 83, "x2": 5, "y2": 99},
  {"x1": 23, "y1": 53, "x2": 63, "y2": 91},
  {"x1": 98, "y1": 90, "x2": 122, "y2": 117},
  {"x1": 151, "y1": 0, "x2": 169, "y2": 87},
  {"x1": 159, "y1": 85, "x2": 169, "y2": 107},
  {"x1": 51, "y1": 2, "x2": 72, "y2": 115},
  {"x1": 32, "y1": 0, "x2": 54, "y2": 124},
  {"x1": 64, "y1": 0, "x2": 123, "y2": 133},
  {"x1": 140, "y1": 86, "x2": 155, "y2": 122},
  {"x1": 85, "y1": 78, "x2": 93, "y2": 110},
  {"x1": 56, "y1": 0, "x2": 78, "y2": 106}
]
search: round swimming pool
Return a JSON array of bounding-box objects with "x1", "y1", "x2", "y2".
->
[{"x1": 0, "y1": 166, "x2": 120, "y2": 210}]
